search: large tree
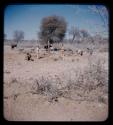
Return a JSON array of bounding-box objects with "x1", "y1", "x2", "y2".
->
[
  {"x1": 69, "y1": 26, "x2": 80, "y2": 43},
  {"x1": 13, "y1": 30, "x2": 24, "y2": 45},
  {"x1": 80, "y1": 29, "x2": 94, "y2": 43},
  {"x1": 38, "y1": 15, "x2": 67, "y2": 48},
  {"x1": 80, "y1": 29, "x2": 90, "y2": 38}
]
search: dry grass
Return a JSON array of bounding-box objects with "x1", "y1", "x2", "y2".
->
[
  {"x1": 29, "y1": 56, "x2": 108, "y2": 103},
  {"x1": 4, "y1": 42, "x2": 108, "y2": 121}
]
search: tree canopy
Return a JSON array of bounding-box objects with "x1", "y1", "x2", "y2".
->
[
  {"x1": 13, "y1": 30, "x2": 24, "y2": 44},
  {"x1": 39, "y1": 15, "x2": 67, "y2": 45}
]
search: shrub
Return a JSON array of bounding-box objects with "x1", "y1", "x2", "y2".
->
[{"x1": 31, "y1": 57, "x2": 108, "y2": 102}]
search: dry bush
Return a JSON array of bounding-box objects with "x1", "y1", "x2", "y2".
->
[
  {"x1": 53, "y1": 58, "x2": 59, "y2": 61},
  {"x1": 11, "y1": 78, "x2": 18, "y2": 83},
  {"x1": 18, "y1": 48, "x2": 24, "y2": 54},
  {"x1": 4, "y1": 70, "x2": 11, "y2": 74},
  {"x1": 31, "y1": 76, "x2": 62, "y2": 102},
  {"x1": 84, "y1": 57, "x2": 108, "y2": 87},
  {"x1": 99, "y1": 47, "x2": 108, "y2": 53},
  {"x1": 72, "y1": 59, "x2": 75, "y2": 62},
  {"x1": 71, "y1": 57, "x2": 108, "y2": 98},
  {"x1": 31, "y1": 57, "x2": 108, "y2": 103},
  {"x1": 98, "y1": 96, "x2": 107, "y2": 104},
  {"x1": 64, "y1": 59, "x2": 108, "y2": 101}
]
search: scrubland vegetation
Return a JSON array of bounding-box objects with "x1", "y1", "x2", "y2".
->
[{"x1": 4, "y1": 13, "x2": 108, "y2": 121}]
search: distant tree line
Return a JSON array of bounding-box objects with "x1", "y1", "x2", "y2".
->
[{"x1": 4, "y1": 15, "x2": 108, "y2": 48}]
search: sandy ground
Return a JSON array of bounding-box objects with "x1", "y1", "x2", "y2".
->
[{"x1": 3, "y1": 45, "x2": 108, "y2": 121}]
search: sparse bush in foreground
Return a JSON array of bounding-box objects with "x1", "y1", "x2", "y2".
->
[
  {"x1": 31, "y1": 77, "x2": 62, "y2": 102},
  {"x1": 30, "y1": 55, "x2": 108, "y2": 103},
  {"x1": 84, "y1": 57, "x2": 108, "y2": 86}
]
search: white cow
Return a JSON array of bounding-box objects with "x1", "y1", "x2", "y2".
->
[{"x1": 76, "y1": 49, "x2": 83, "y2": 56}]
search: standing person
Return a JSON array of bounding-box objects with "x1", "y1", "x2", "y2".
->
[
  {"x1": 60, "y1": 43, "x2": 64, "y2": 59},
  {"x1": 35, "y1": 46, "x2": 40, "y2": 59},
  {"x1": 26, "y1": 53, "x2": 34, "y2": 61}
]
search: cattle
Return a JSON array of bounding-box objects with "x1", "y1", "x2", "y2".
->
[
  {"x1": 76, "y1": 49, "x2": 83, "y2": 56},
  {"x1": 87, "y1": 48, "x2": 93, "y2": 55},
  {"x1": 53, "y1": 48, "x2": 60, "y2": 51},
  {"x1": 11, "y1": 44, "x2": 17, "y2": 49},
  {"x1": 50, "y1": 46, "x2": 54, "y2": 51},
  {"x1": 67, "y1": 49, "x2": 73, "y2": 54},
  {"x1": 44, "y1": 44, "x2": 52, "y2": 50},
  {"x1": 30, "y1": 48, "x2": 35, "y2": 53},
  {"x1": 19, "y1": 48, "x2": 24, "y2": 53}
]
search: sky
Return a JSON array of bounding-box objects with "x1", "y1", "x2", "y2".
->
[{"x1": 4, "y1": 4, "x2": 109, "y2": 40}]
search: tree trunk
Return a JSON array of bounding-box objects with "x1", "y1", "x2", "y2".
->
[
  {"x1": 72, "y1": 35, "x2": 75, "y2": 43},
  {"x1": 48, "y1": 40, "x2": 50, "y2": 54}
]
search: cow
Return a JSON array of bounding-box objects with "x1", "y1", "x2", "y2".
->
[
  {"x1": 87, "y1": 48, "x2": 93, "y2": 55},
  {"x1": 76, "y1": 49, "x2": 83, "y2": 56},
  {"x1": 44, "y1": 44, "x2": 52, "y2": 50},
  {"x1": 11, "y1": 44, "x2": 17, "y2": 49},
  {"x1": 53, "y1": 48, "x2": 60, "y2": 51}
]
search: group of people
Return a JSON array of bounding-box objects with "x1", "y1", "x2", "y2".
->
[
  {"x1": 25, "y1": 46, "x2": 40, "y2": 61},
  {"x1": 25, "y1": 44, "x2": 65, "y2": 61},
  {"x1": 25, "y1": 44, "x2": 93, "y2": 61}
]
